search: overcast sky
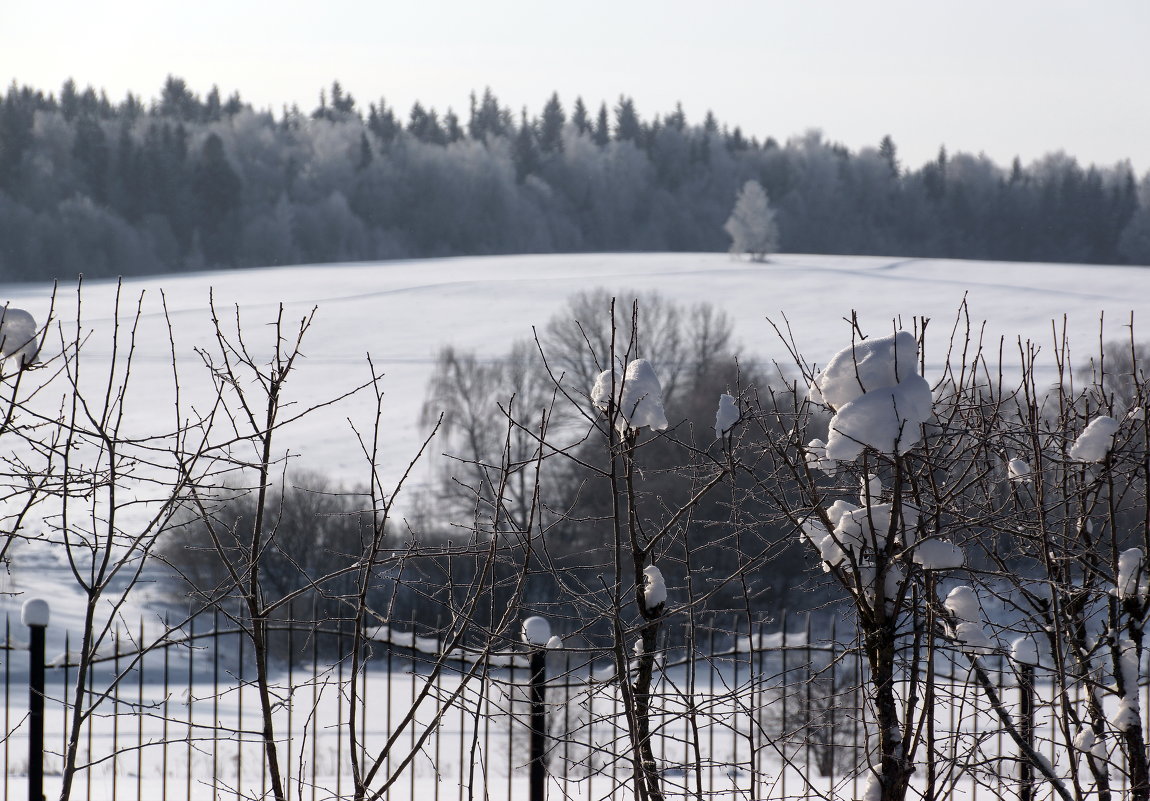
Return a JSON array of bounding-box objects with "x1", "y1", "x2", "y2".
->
[{"x1": 3, "y1": 0, "x2": 1147, "y2": 173}]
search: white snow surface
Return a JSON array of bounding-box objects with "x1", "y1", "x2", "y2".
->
[
  {"x1": 714, "y1": 393, "x2": 739, "y2": 437},
  {"x1": 3, "y1": 252, "x2": 1146, "y2": 494},
  {"x1": 1069, "y1": 415, "x2": 1121, "y2": 461}
]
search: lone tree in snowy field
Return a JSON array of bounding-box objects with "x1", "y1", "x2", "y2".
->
[{"x1": 724, "y1": 179, "x2": 779, "y2": 262}]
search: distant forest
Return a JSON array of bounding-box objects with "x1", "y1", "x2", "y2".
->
[{"x1": 1, "y1": 76, "x2": 1149, "y2": 281}]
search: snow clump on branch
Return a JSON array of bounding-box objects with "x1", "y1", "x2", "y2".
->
[
  {"x1": 521, "y1": 616, "x2": 552, "y2": 647},
  {"x1": 1069, "y1": 415, "x2": 1120, "y2": 461},
  {"x1": 592, "y1": 359, "x2": 669, "y2": 434},
  {"x1": 642, "y1": 564, "x2": 667, "y2": 608},
  {"x1": 1007, "y1": 458, "x2": 1031, "y2": 481},
  {"x1": 1117, "y1": 547, "x2": 1146, "y2": 601},
  {"x1": 0, "y1": 307, "x2": 39, "y2": 368},
  {"x1": 714, "y1": 393, "x2": 739, "y2": 438},
  {"x1": 809, "y1": 331, "x2": 933, "y2": 461},
  {"x1": 912, "y1": 538, "x2": 965, "y2": 570},
  {"x1": 944, "y1": 586, "x2": 995, "y2": 652}
]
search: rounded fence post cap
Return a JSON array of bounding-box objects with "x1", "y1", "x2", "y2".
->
[
  {"x1": 521, "y1": 616, "x2": 551, "y2": 647},
  {"x1": 21, "y1": 598, "x2": 50, "y2": 628}
]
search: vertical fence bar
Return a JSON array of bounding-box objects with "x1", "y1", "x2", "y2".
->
[
  {"x1": 805, "y1": 612, "x2": 813, "y2": 792},
  {"x1": 137, "y1": 618, "x2": 144, "y2": 801},
  {"x1": 731, "y1": 617, "x2": 739, "y2": 792},
  {"x1": 780, "y1": 610, "x2": 787, "y2": 800},
  {"x1": 22, "y1": 599, "x2": 49, "y2": 801},
  {"x1": 529, "y1": 647, "x2": 546, "y2": 801},
  {"x1": 311, "y1": 616, "x2": 319, "y2": 801},
  {"x1": 457, "y1": 649, "x2": 465, "y2": 801},
  {"x1": 386, "y1": 631, "x2": 393, "y2": 800},
  {"x1": 5, "y1": 613, "x2": 10, "y2": 801},
  {"x1": 287, "y1": 617, "x2": 294, "y2": 797},
  {"x1": 1019, "y1": 662, "x2": 1035, "y2": 801},
  {"x1": 337, "y1": 623, "x2": 345, "y2": 801},
  {"x1": 186, "y1": 615, "x2": 194, "y2": 801},
  {"x1": 237, "y1": 625, "x2": 244, "y2": 798},
  {"x1": 85, "y1": 633, "x2": 93, "y2": 801},
  {"x1": 62, "y1": 631, "x2": 69, "y2": 791},
  {"x1": 112, "y1": 626, "x2": 120, "y2": 801},
  {"x1": 162, "y1": 620, "x2": 169, "y2": 801},
  {"x1": 585, "y1": 656, "x2": 593, "y2": 800},
  {"x1": 562, "y1": 648, "x2": 570, "y2": 799},
  {"x1": 506, "y1": 656, "x2": 513, "y2": 801},
  {"x1": 212, "y1": 610, "x2": 219, "y2": 801},
  {"x1": 707, "y1": 622, "x2": 715, "y2": 798},
  {"x1": 412, "y1": 613, "x2": 419, "y2": 801}
]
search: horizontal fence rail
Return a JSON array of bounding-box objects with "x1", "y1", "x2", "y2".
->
[{"x1": 2, "y1": 608, "x2": 1150, "y2": 800}]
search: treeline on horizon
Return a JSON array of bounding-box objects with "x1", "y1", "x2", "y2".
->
[{"x1": 1, "y1": 76, "x2": 1149, "y2": 281}]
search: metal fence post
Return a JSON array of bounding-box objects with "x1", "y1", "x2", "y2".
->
[
  {"x1": 22, "y1": 599, "x2": 49, "y2": 801},
  {"x1": 529, "y1": 648, "x2": 547, "y2": 801},
  {"x1": 522, "y1": 616, "x2": 552, "y2": 801}
]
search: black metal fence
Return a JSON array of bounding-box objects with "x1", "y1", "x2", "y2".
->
[{"x1": 2, "y1": 607, "x2": 1147, "y2": 800}]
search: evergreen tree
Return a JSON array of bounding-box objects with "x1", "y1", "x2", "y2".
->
[
  {"x1": 192, "y1": 133, "x2": 241, "y2": 266},
  {"x1": 513, "y1": 108, "x2": 540, "y2": 182},
  {"x1": 723, "y1": 179, "x2": 779, "y2": 261},
  {"x1": 593, "y1": 102, "x2": 610, "y2": 147},
  {"x1": 614, "y1": 96, "x2": 641, "y2": 143},
  {"x1": 468, "y1": 88, "x2": 506, "y2": 141},
  {"x1": 330, "y1": 81, "x2": 356, "y2": 117},
  {"x1": 879, "y1": 135, "x2": 899, "y2": 177},
  {"x1": 73, "y1": 115, "x2": 110, "y2": 204},
  {"x1": 368, "y1": 101, "x2": 400, "y2": 144},
  {"x1": 571, "y1": 97, "x2": 590, "y2": 136},
  {"x1": 539, "y1": 92, "x2": 565, "y2": 154},
  {"x1": 443, "y1": 109, "x2": 463, "y2": 143},
  {"x1": 159, "y1": 75, "x2": 201, "y2": 121}
]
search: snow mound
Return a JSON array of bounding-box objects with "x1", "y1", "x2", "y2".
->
[
  {"x1": 643, "y1": 564, "x2": 667, "y2": 607},
  {"x1": 1069, "y1": 416, "x2": 1120, "y2": 461},
  {"x1": 0, "y1": 307, "x2": 39, "y2": 367},
  {"x1": 912, "y1": 538, "x2": 965, "y2": 570},
  {"x1": 521, "y1": 616, "x2": 552, "y2": 647},
  {"x1": 1007, "y1": 458, "x2": 1031, "y2": 481},
  {"x1": 811, "y1": 331, "x2": 920, "y2": 410},
  {"x1": 944, "y1": 585, "x2": 980, "y2": 623},
  {"x1": 1117, "y1": 547, "x2": 1145, "y2": 600},
  {"x1": 593, "y1": 359, "x2": 669, "y2": 433},
  {"x1": 804, "y1": 438, "x2": 836, "y2": 476},
  {"x1": 1010, "y1": 635, "x2": 1040, "y2": 666},
  {"x1": 714, "y1": 393, "x2": 739, "y2": 437},
  {"x1": 813, "y1": 332, "x2": 932, "y2": 461}
]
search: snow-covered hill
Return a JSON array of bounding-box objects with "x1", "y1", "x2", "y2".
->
[
  {"x1": 7, "y1": 252, "x2": 1148, "y2": 486},
  {"x1": 3, "y1": 251, "x2": 1149, "y2": 631}
]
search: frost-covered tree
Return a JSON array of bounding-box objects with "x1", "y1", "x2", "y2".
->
[{"x1": 724, "y1": 178, "x2": 779, "y2": 261}]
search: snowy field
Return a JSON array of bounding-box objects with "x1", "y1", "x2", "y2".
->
[{"x1": 4, "y1": 252, "x2": 1148, "y2": 492}]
